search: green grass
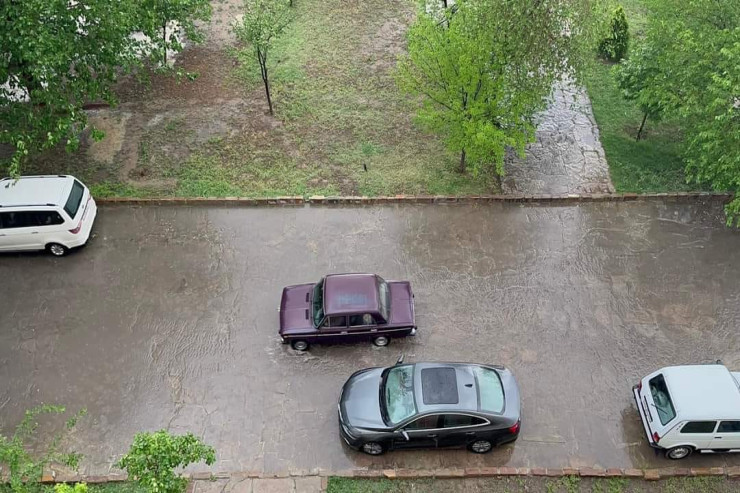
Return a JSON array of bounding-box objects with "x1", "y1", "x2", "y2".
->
[
  {"x1": 0, "y1": 484, "x2": 145, "y2": 493},
  {"x1": 327, "y1": 476, "x2": 732, "y2": 493},
  {"x1": 583, "y1": 0, "x2": 705, "y2": 194},
  {"x1": 223, "y1": 0, "x2": 498, "y2": 197}
]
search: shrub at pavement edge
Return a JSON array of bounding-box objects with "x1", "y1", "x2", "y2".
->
[
  {"x1": 117, "y1": 431, "x2": 216, "y2": 493},
  {"x1": 0, "y1": 405, "x2": 85, "y2": 493}
]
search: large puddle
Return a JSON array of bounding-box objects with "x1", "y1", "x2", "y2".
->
[{"x1": 1, "y1": 202, "x2": 738, "y2": 474}]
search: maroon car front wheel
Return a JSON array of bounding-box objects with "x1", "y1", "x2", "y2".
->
[{"x1": 372, "y1": 336, "x2": 390, "y2": 347}]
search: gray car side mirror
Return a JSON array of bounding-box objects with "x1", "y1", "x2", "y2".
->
[
  {"x1": 401, "y1": 430, "x2": 410, "y2": 441},
  {"x1": 396, "y1": 354, "x2": 405, "y2": 366}
]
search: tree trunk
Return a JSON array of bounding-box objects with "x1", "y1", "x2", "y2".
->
[
  {"x1": 636, "y1": 112, "x2": 648, "y2": 141},
  {"x1": 162, "y1": 22, "x2": 168, "y2": 66},
  {"x1": 459, "y1": 148, "x2": 466, "y2": 173},
  {"x1": 258, "y1": 48, "x2": 273, "y2": 115}
]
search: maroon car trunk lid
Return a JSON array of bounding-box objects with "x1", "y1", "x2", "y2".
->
[
  {"x1": 388, "y1": 281, "x2": 414, "y2": 325},
  {"x1": 279, "y1": 283, "x2": 314, "y2": 333}
]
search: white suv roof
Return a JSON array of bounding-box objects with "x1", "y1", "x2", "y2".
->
[
  {"x1": 0, "y1": 175, "x2": 76, "y2": 208},
  {"x1": 662, "y1": 365, "x2": 740, "y2": 421}
]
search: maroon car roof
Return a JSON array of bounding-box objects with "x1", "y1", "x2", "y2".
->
[{"x1": 324, "y1": 274, "x2": 380, "y2": 315}]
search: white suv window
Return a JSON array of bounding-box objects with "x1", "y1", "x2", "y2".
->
[
  {"x1": 680, "y1": 421, "x2": 717, "y2": 434},
  {"x1": 649, "y1": 374, "x2": 676, "y2": 425},
  {"x1": 64, "y1": 180, "x2": 85, "y2": 218},
  {"x1": 718, "y1": 421, "x2": 740, "y2": 433}
]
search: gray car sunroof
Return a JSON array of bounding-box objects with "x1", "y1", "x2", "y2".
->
[{"x1": 420, "y1": 367, "x2": 459, "y2": 405}]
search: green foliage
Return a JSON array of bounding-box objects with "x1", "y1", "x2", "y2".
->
[
  {"x1": 614, "y1": 42, "x2": 676, "y2": 139},
  {"x1": 616, "y1": 0, "x2": 740, "y2": 224},
  {"x1": 585, "y1": 56, "x2": 692, "y2": 192},
  {"x1": 599, "y1": 6, "x2": 630, "y2": 61},
  {"x1": 0, "y1": 0, "x2": 211, "y2": 176},
  {"x1": 397, "y1": 0, "x2": 607, "y2": 176},
  {"x1": 133, "y1": 0, "x2": 212, "y2": 68},
  {"x1": 0, "y1": 405, "x2": 86, "y2": 493},
  {"x1": 54, "y1": 484, "x2": 88, "y2": 493},
  {"x1": 233, "y1": 0, "x2": 295, "y2": 114},
  {"x1": 116, "y1": 431, "x2": 215, "y2": 493}
]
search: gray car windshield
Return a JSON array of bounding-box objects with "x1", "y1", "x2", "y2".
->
[
  {"x1": 384, "y1": 365, "x2": 416, "y2": 424},
  {"x1": 312, "y1": 280, "x2": 324, "y2": 327}
]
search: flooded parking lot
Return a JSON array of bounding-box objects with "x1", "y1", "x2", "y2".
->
[{"x1": 1, "y1": 201, "x2": 739, "y2": 474}]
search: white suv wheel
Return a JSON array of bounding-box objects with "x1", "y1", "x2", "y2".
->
[{"x1": 666, "y1": 446, "x2": 692, "y2": 460}]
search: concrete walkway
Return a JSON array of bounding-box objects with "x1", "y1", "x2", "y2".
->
[
  {"x1": 503, "y1": 82, "x2": 615, "y2": 195},
  {"x1": 191, "y1": 477, "x2": 323, "y2": 493}
]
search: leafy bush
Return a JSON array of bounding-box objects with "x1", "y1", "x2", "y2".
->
[
  {"x1": 55, "y1": 484, "x2": 88, "y2": 493},
  {"x1": 0, "y1": 405, "x2": 85, "y2": 493},
  {"x1": 598, "y1": 6, "x2": 629, "y2": 61},
  {"x1": 117, "y1": 431, "x2": 215, "y2": 493}
]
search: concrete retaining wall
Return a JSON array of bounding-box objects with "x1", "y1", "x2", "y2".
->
[
  {"x1": 33, "y1": 465, "x2": 740, "y2": 483},
  {"x1": 95, "y1": 192, "x2": 733, "y2": 207}
]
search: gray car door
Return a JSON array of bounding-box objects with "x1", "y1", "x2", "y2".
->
[
  {"x1": 393, "y1": 414, "x2": 441, "y2": 449},
  {"x1": 436, "y1": 413, "x2": 489, "y2": 448}
]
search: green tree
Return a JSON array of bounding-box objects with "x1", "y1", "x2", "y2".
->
[
  {"x1": 0, "y1": 405, "x2": 86, "y2": 493},
  {"x1": 598, "y1": 6, "x2": 629, "y2": 62},
  {"x1": 397, "y1": 0, "x2": 606, "y2": 175},
  {"x1": 614, "y1": 43, "x2": 677, "y2": 140},
  {"x1": 233, "y1": 0, "x2": 294, "y2": 116},
  {"x1": 0, "y1": 0, "x2": 211, "y2": 177},
  {"x1": 619, "y1": 0, "x2": 739, "y2": 223},
  {"x1": 117, "y1": 431, "x2": 216, "y2": 493},
  {"x1": 134, "y1": 0, "x2": 212, "y2": 67}
]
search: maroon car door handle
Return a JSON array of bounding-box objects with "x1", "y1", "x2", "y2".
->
[
  {"x1": 465, "y1": 432, "x2": 476, "y2": 436},
  {"x1": 426, "y1": 434, "x2": 438, "y2": 438}
]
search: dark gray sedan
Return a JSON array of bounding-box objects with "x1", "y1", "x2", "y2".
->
[{"x1": 338, "y1": 359, "x2": 521, "y2": 455}]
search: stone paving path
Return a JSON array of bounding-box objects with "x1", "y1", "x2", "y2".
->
[
  {"x1": 503, "y1": 82, "x2": 615, "y2": 195},
  {"x1": 192, "y1": 477, "x2": 324, "y2": 493}
]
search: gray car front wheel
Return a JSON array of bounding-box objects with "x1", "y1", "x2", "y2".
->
[{"x1": 361, "y1": 442, "x2": 385, "y2": 455}]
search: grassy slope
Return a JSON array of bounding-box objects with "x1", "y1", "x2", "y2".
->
[
  {"x1": 583, "y1": 0, "x2": 702, "y2": 193},
  {"x1": 221, "y1": 0, "x2": 498, "y2": 197}
]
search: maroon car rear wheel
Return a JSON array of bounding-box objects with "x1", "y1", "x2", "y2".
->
[{"x1": 291, "y1": 340, "x2": 309, "y2": 351}]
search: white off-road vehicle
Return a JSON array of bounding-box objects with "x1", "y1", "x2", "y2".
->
[{"x1": 633, "y1": 364, "x2": 740, "y2": 459}]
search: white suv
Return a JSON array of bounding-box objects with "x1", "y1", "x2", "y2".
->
[
  {"x1": 633, "y1": 364, "x2": 740, "y2": 459},
  {"x1": 0, "y1": 175, "x2": 98, "y2": 256}
]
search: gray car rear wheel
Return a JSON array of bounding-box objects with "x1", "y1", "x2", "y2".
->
[{"x1": 468, "y1": 440, "x2": 493, "y2": 454}]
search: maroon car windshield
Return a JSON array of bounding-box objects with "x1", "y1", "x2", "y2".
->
[
  {"x1": 312, "y1": 280, "x2": 324, "y2": 327},
  {"x1": 377, "y1": 278, "x2": 390, "y2": 322}
]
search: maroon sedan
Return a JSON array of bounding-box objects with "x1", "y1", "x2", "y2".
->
[{"x1": 279, "y1": 273, "x2": 416, "y2": 351}]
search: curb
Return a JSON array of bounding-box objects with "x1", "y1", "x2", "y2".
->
[
  {"x1": 37, "y1": 465, "x2": 740, "y2": 483},
  {"x1": 93, "y1": 192, "x2": 733, "y2": 207}
]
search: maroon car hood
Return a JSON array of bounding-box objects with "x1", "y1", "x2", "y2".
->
[
  {"x1": 388, "y1": 281, "x2": 414, "y2": 325},
  {"x1": 280, "y1": 283, "x2": 314, "y2": 333}
]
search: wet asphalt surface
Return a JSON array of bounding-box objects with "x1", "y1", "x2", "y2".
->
[{"x1": 1, "y1": 202, "x2": 739, "y2": 475}]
